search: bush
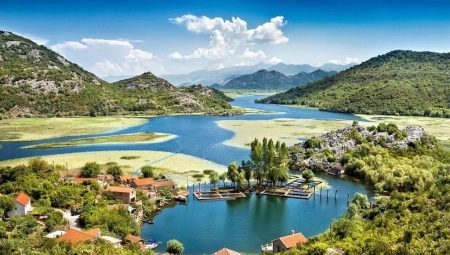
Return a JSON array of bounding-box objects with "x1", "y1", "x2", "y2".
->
[
  {"x1": 167, "y1": 239, "x2": 184, "y2": 255},
  {"x1": 141, "y1": 166, "x2": 155, "y2": 178},
  {"x1": 80, "y1": 162, "x2": 100, "y2": 178},
  {"x1": 106, "y1": 165, "x2": 123, "y2": 178}
]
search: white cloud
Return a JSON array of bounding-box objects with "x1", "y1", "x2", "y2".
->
[
  {"x1": 14, "y1": 32, "x2": 48, "y2": 45},
  {"x1": 168, "y1": 14, "x2": 288, "y2": 65},
  {"x1": 327, "y1": 57, "x2": 359, "y2": 65},
  {"x1": 242, "y1": 48, "x2": 266, "y2": 59},
  {"x1": 268, "y1": 57, "x2": 283, "y2": 64},
  {"x1": 247, "y1": 16, "x2": 288, "y2": 44},
  {"x1": 50, "y1": 38, "x2": 162, "y2": 77}
]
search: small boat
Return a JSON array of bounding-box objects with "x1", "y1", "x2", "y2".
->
[
  {"x1": 144, "y1": 240, "x2": 159, "y2": 249},
  {"x1": 142, "y1": 219, "x2": 154, "y2": 224}
]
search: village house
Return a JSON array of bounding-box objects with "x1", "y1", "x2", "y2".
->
[
  {"x1": 106, "y1": 186, "x2": 136, "y2": 204},
  {"x1": 130, "y1": 177, "x2": 176, "y2": 192},
  {"x1": 97, "y1": 174, "x2": 115, "y2": 185},
  {"x1": 58, "y1": 228, "x2": 101, "y2": 244},
  {"x1": 130, "y1": 178, "x2": 155, "y2": 190},
  {"x1": 213, "y1": 247, "x2": 241, "y2": 255},
  {"x1": 272, "y1": 232, "x2": 308, "y2": 252},
  {"x1": 8, "y1": 192, "x2": 32, "y2": 217},
  {"x1": 124, "y1": 234, "x2": 145, "y2": 250}
]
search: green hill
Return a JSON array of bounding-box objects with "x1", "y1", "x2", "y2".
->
[
  {"x1": 214, "y1": 69, "x2": 336, "y2": 90},
  {"x1": 0, "y1": 31, "x2": 231, "y2": 118},
  {"x1": 257, "y1": 50, "x2": 450, "y2": 117}
]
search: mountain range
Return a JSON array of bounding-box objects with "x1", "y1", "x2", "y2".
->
[
  {"x1": 212, "y1": 69, "x2": 336, "y2": 90},
  {"x1": 0, "y1": 31, "x2": 232, "y2": 118},
  {"x1": 161, "y1": 62, "x2": 354, "y2": 86},
  {"x1": 258, "y1": 50, "x2": 450, "y2": 118}
]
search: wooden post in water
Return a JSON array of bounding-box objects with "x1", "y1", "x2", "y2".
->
[
  {"x1": 335, "y1": 189, "x2": 338, "y2": 199},
  {"x1": 313, "y1": 186, "x2": 316, "y2": 199},
  {"x1": 347, "y1": 193, "x2": 350, "y2": 205},
  {"x1": 326, "y1": 189, "x2": 329, "y2": 199}
]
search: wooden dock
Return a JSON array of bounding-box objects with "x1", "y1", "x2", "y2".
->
[{"x1": 193, "y1": 191, "x2": 246, "y2": 201}]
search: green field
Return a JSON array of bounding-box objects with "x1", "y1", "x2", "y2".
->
[
  {"x1": 24, "y1": 132, "x2": 174, "y2": 149},
  {"x1": 0, "y1": 116, "x2": 148, "y2": 141}
]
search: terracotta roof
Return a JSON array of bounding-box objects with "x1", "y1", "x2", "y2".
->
[
  {"x1": 58, "y1": 229, "x2": 98, "y2": 244},
  {"x1": 125, "y1": 234, "x2": 143, "y2": 243},
  {"x1": 84, "y1": 228, "x2": 101, "y2": 237},
  {"x1": 213, "y1": 248, "x2": 241, "y2": 255},
  {"x1": 131, "y1": 178, "x2": 155, "y2": 187},
  {"x1": 107, "y1": 186, "x2": 135, "y2": 194},
  {"x1": 153, "y1": 179, "x2": 175, "y2": 188},
  {"x1": 277, "y1": 232, "x2": 308, "y2": 249},
  {"x1": 15, "y1": 193, "x2": 31, "y2": 206},
  {"x1": 119, "y1": 175, "x2": 134, "y2": 183}
]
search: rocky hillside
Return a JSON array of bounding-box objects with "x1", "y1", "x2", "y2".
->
[
  {"x1": 290, "y1": 122, "x2": 428, "y2": 173},
  {"x1": 0, "y1": 31, "x2": 231, "y2": 118},
  {"x1": 214, "y1": 69, "x2": 336, "y2": 90},
  {"x1": 258, "y1": 50, "x2": 450, "y2": 117}
]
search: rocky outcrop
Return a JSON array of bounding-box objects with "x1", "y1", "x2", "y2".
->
[{"x1": 290, "y1": 125, "x2": 426, "y2": 173}]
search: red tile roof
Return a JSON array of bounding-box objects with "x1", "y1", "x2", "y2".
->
[
  {"x1": 58, "y1": 228, "x2": 99, "y2": 244},
  {"x1": 153, "y1": 179, "x2": 175, "y2": 188},
  {"x1": 107, "y1": 186, "x2": 135, "y2": 194},
  {"x1": 278, "y1": 232, "x2": 308, "y2": 249},
  {"x1": 213, "y1": 248, "x2": 241, "y2": 255},
  {"x1": 125, "y1": 234, "x2": 143, "y2": 243},
  {"x1": 15, "y1": 193, "x2": 31, "y2": 206},
  {"x1": 131, "y1": 178, "x2": 155, "y2": 187}
]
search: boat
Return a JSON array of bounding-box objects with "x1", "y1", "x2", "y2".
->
[{"x1": 144, "y1": 239, "x2": 160, "y2": 249}]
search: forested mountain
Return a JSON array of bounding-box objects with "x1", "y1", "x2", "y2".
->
[
  {"x1": 213, "y1": 69, "x2": 336, "y2": 90},
  {"x1": 258, "y1": 50, "x2": 450, "y2": 117},
  {"x1": 162, "y1": 62, "x2": 351, "y2": 86},
  {"x1": 0, "y1": 31, "x2": 231, "y2": 118}
]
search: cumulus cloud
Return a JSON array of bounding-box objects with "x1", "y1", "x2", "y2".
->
[
  {"x1": 327, "y1": 57, "x2": 359, "y2": 65},
  {"x1": 14, "y1": 32, "x2": 48, "y2": 45},
  {"x1": 268, "y1": 57, "x2": 283, "y2": 64},
  {"x1": 50, "y1": 38, "x2": 163, "y2": 77},
  {"x1": 168, "y1": 14, "x2": 288, "y2": 65},
  {"x1": 242, "y1": 48, "x2": 266, "y2": 59}
]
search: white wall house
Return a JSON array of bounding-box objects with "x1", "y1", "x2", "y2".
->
[{"x1": 8, "y1": 193, "x2": 32, "y2": 217}]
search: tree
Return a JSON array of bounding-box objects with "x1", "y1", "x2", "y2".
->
[
  {"x1": 106, "y1": 165, "x2": 123, "y2": 179},
  {"x1": 0, "y1": 195, "x2": 13, "y2": 217},
  {"x1": 167, "y1": 239, "x2": 184, "y2": 255},
  {"x1": 227, "y1": 162, "x2": 240, "y2": 189},
  {"x1": 242, "y1": 160, "x2": 253, "y2": 188},
  {"x1": 80, "y1": 162, "x2": 100, "y2": 178},
  {"x1": 302, "y1": 169, "x2": 315, "y2": 183},
  {"x1": 219, "y1": 173, "x2": 227, "y2": 187},
  {"x1": 141, "y1": 166, "x2": 155, "y2": 178},
  {"x1": 208, "y1": 171, "x2": 219, "y2": 189}
]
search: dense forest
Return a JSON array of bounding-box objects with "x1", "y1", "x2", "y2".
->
[
  {"x1": 0, "y1": 31, "x2": 232, "y2": 118},
  {"x1": 282, "y1": 124, "x2": 450, "y2": 254},
  {"x1": 258, "y1": 50, "x2": 450, "y2": 118}
]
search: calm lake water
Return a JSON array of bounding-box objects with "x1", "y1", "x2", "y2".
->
[{"x1": 0, "y1": 96, "x2": 371, "y2": 254}]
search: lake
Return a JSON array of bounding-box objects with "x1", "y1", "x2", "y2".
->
[{"x1": 0, "y1": 96, "x2": 371, "y2": 254}]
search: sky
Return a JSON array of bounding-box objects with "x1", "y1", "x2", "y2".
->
[{"x1": 1, "y1": 0, "x2": 449, "y2": 77}]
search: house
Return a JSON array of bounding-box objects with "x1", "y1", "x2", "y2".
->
[
  {"x1": 124, "y1": 234, "x2": 145, "y2": 250},
  {"x1": 118, "y1": 175, "x2": 134, "y2": 184},
  {"x1": 153, "y1": 179, "x2": 176, "y2": 190},
  {"x1": 8, "y1": 193, "x2": 32, "y2": 217},
  {"x1": 45, "y1": 230, "x2": 66, "y2": 239},
  {"x1": 213, "y1": 247, "x2": 241, "y2": 255},
  {"x1": 97, "y1": 174, "x2": 115, "y2": 185},
  {"x1": 272, "y1": 232, "x2": 308, "y2": 252},
  {"x1": 58, "y1": 228, "x2": 101, "y2": 244},
  {"x1": 100, "y1": 235, "x2": 122, "y2": 247},
  {"x1": 106, "y1": 186, "x2": 136, "y2": 204},
  {"x1": 130, "y1": 178, "x2": 155, "y2": 190}
]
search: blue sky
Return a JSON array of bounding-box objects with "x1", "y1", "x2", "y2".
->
[{"x1": 1, "y1": 0, "x2": 449, "y2": 77}]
